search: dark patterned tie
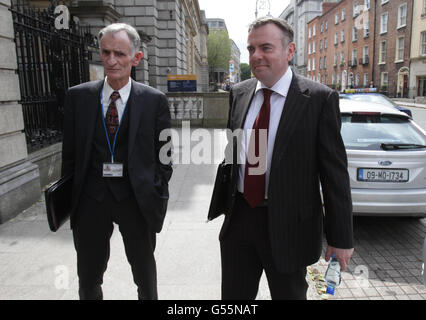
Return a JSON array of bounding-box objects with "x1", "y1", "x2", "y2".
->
[
  {"x1": 105, "y1": 91, "x2": 120, "y2": 143},
  {"x1": 243, "y1": 88, "x2": 273, "y2": 208}
]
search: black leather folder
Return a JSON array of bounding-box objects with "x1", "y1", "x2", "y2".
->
[
  {"x1": 44, "y1": 174, "x2": 73, "y2": 232},
  {"x1": 207, "y1": 160, "x2": 231, "y2": 221}
]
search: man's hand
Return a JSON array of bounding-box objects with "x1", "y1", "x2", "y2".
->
[{"x1": 325, "y1": 246, "x2": 354, "y2": 272}]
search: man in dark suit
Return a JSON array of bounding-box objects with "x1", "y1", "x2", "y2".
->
[
  {"x1": 219, "y1": 17, "x2": 354, "y2": 299},
  {"x1": 61, "y1": 23, "x2": 172, "y2": 300}
]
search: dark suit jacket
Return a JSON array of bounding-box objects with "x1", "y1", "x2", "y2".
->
[
  {"x1": 221, "y1": 73, "x2": 353, "y2": 273},
  {"x1": 61, "y1": 79, "x2": 172, "y2": 233}
]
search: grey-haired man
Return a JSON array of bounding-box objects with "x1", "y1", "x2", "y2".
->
[{"x1": 61, "y1": 23, "x2": 172, "y2": 299}]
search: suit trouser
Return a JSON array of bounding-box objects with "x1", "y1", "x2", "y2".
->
[
  {"x1": 220, "y1": 193, "x2": 308, "y2": 300},
  {"x1": 72, "y1": 189, "x2": 157, "y2": 300}
]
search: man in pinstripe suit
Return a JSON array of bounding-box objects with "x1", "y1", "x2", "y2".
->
[{"x1": 219, "y1": 17, "x2": 354, "y2": 300}]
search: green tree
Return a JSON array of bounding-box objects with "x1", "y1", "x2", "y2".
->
[
  {"x1": 207, "y1": 30, "x2": 231, "y2": 84},
  {"x1": 240, "y1": 63, "x2": 252, "y2": 81}
]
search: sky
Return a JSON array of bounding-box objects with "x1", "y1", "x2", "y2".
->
[{"x1": 198, "y1": 0, "x2": 291, "y2": 64}]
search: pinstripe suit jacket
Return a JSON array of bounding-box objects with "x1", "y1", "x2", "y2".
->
[{"x1": 220, "y1": 73, "x2": 353, "y2": 273}]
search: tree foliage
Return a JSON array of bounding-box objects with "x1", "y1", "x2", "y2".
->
[
  {"x1": 240, "y1": 63, "x2": 252, "y2": 81},
  {"x1": 207, "y1": 30, "x2": 231, "y2": 71}
]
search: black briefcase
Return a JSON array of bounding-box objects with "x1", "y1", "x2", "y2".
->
[
  {"x1": 44, "y1": 174, "x2": 73, "y2": 232},
  {"x1": 207, "y1": 160, "x2": 231, "y2": 221}
]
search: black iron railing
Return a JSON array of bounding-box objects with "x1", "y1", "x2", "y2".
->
[{"x1": 10, "y1": 0, "x2": 97, "y2": 152}]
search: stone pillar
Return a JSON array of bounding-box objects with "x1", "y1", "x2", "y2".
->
[{"x1": 0, "y1": 0, "x2": 41, "y2": 224}]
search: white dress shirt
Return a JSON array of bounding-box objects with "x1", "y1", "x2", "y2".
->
[
  {"x1": 237, "y1": 67, "x2": 293, "y2": 198},
  {"x1": 102, "y1": 77, "x2": 132, "y2": 123}
]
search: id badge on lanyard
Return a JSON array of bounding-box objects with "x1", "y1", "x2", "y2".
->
[
  {"x1": 103, "y1": 162, "x2": 123, "y2": 178},
  {"x1": 101, "y1": 89, "x2": 127, "y2": 178}
]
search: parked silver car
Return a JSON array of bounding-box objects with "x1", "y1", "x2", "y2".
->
[{"x1": 339, "y1": 99, "x2": 426, "y2": 217}]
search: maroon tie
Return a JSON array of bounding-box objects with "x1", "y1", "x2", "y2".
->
[
  {"x1": 244, "y1": 88, "x2": 272, "y2": 208},
  {"x1": 105, "y1": 91, "x2": 120, "y2": 143}
]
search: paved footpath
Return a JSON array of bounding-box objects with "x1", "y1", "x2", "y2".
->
[{"x1": 0, "y1": 129, "x2": 425, "y2": 300}]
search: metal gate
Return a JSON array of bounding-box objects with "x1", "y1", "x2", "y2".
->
[{"x1": 10, "y1": 0, "x2": 98, "y2": 152}]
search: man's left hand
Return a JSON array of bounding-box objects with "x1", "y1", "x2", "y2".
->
[{"x1": 325, "y1": 246, "x2": 354, "y2": 271}]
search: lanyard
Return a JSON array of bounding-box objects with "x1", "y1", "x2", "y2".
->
[{"x1": 100, "y1": 89, "x2": 129, "y2": 163}]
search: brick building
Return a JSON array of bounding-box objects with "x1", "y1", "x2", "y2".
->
[
  {"x1": 374, "y1": 0, "x2": 412, "y2": 97},
  {"x1": 307, "y1": 0, "x2": 375, "y2": 92},
  {"x1": 306, "y1": 0, "x2": 413, "y2": 98}
]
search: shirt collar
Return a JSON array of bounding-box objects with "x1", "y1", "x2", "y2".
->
[
  {"x1": 103, "y1": 77, "x2": 132, "y2": 104},
  {"x1": 255, "y1": 67, "x2": 293, "y2": 98}
]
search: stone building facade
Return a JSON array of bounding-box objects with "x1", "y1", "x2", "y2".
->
[
  {"x1": 69, "y1": 0, "x2": 209, "y2": 93},
  {"x1": 0, "y1": 0, "x2": 40, "y2": 223}
]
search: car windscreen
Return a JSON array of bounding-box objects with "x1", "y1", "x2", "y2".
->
[
  {"x1": 341, "y1": 113, "x2": 426, "y2": 150},
  {"x1": 347, "y1": 94, "x2": 396, "y2": 107}
]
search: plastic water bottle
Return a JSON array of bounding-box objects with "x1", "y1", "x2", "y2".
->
[{"x1": 325, "y1": 254, "x2": 341, "y2": 295}]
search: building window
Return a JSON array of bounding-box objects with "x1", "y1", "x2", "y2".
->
[
  {"x1": 395, "y1": 36, "x2": 404, "y2": 62},
  {"x1": 332, "y1": 73, "x2": 335, "y2": 85},
  {"x1": 355, "y1": 74, "x2": 360, "y2": 87},
  {"x1": 313, "y1": 41, "x2": 316, "y2": 53},
  {"x1": 363, "y1": 21, "x2": 370, "y2": 37},
  {"x1": 320, "y1": 39, "x2": 323, "y2": 50},
  {"x1": 341, "y1": 30, "x2": 345, "y2": 42},
  {"x1": 334, "y1": 53, "x2": 338, "y2": 66},
  {"x1": 421, "y1": 31, "x2": 426, "y2": 56},
  {"x1": 342, "y1": 9, "x2": 346, "y2": 21},
  {"x1": 309, "y1": 27, "x2": 311, "y2": 39},
  {"x1": 319, "y1": 57, "x2": 322, "y2": 70},
  {"x1": 320, "y1": 23, "x2": 323, "y2": 33},
  {"x1": 313, "y1": 24, "x2": 316, "y2": 36},
  {"x1": 353, "y1": 4, "x2": 358, "y2": 17},
  {"x1": 398, "y1": 4, "x2": 407, "y2": 28},
  {"x1": 363, "y1": 45, "x2": 369, "y2": 63},
  {"x1": 334, "y1": 32, "x2": 338, "y2": 45},
  {"x1": 363, "y1": 73, "x2": 369, "y2": 87},
  {"x1": 324, "y1": 56, "x2": 327, "y2": 69},
  {"x1": 379, "y1": 41, "x2": 387, "y2": 64},
  {"x1": 308, "y1": 59, "x2": 311, "y2": 71},
  {"x1": 325, "y1": 21, "x2": 328, "y2": 30},
  {"x1": 340, "y1": 51, "x2": 345, "y2": 65},
  {"x1": 380, "y1": 13, "x2": 388, "y2": 34},
  {"x1": 423, "y1": 0, "x2": 426, "y2": 16},
  {"x1": 352, "y1": 27, "x2": 358, "y2": 42},
  {"x1": 381, "y1": 72, "x2": 388, "y2": 87},
  {"x1": 324, "y1": 38, "x2": 327, "y2": 48},
  {"x1": 381, "y1": 0, "x2": 389, "y2": 5},
  {"x1": 364, "y1": 0, "x2": 370, "y2": 10},
  {"x1": 335, "y1": 14, "x2": 339, "y2": 24},
  {"x1": 352, "y1": 49, "x2": 357, "y2": 65},
  {"x1": 308, "y1": 43, "x2": 311, "y2": 54}
]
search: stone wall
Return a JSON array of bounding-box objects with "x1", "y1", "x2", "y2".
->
[{"x1": 0, "y1": 0, "x2": 41, "y2": 224}]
